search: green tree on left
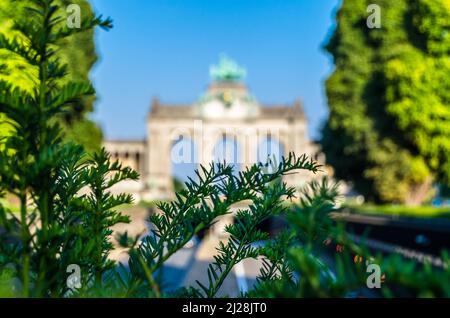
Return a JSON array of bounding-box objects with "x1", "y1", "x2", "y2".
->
[{"x1": 0, "y1": 0, "x2": 102, "y2": 152}]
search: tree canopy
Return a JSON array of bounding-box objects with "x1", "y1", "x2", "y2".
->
[
  {"x1": 322, "y1": 0, "x2": 450, "y2": 205},
  {"x1": 0, "y1": 0, "x2": 102, "y2": 152}
]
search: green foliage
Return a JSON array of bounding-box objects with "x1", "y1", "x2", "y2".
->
[
  {"x1": 120, "y1": 153, "x2": 320, "y2": 297},
  {"x1": 62, "y1": 117, "x2": 103, "y2": 153},
  {"x1": 173, "y1": 177, "x2": 186, "y2": 193},
  {"x1": 0, "y1": 0, "x2": 136, "y2": 297},
  {"x1": 0, "y1": 0, "x2": 103, "y2": 151},
  {"x1": 246, "y1": 179, "x2": 367, "y2": 298},
  {"x1": 125, "y1": 159, "x2": 449, "y2": 298},
  {"x1": 0, "y1": 0, "x2": 448, "y2": 299},
  {"x1": 246, "y1": 179, "x2": 450, "y2": 298},
  {"x1": 322, "y1": 0, "x2": 450, "y2": 205},
  {"x1": 440, "y1": 184, "x2": 450, "y2": 198}
]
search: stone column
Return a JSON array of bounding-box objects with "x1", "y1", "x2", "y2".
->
[
  {"x1": 147, "y1": 126, "x2": 173, "y2": 199},
  {"x1": 198, "y1": 136, "x2": 216, "y2": 174},
  {"x1": 238, "y1": 126, "x2": 258, "y2": 170},
  {"x1": 284, "y1": 119, "x2": 314, "y2": 190}
]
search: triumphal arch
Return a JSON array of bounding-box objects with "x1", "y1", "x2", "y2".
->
[{"x1": 104, "y1": 56, "x2": 322, "y2": 201}]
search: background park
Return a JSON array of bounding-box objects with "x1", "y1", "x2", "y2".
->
[{"x1": 0, "y1": 0, "x2": 449, "y2": 298}]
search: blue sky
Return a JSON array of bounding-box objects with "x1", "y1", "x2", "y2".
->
[{"x1": 90, "y1": 0, "x2": 341, "y2": 142}]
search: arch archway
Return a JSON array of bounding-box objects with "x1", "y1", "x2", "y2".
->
[
  {"x1": 255, "y1": 136, "x2": 286, "y2": 235},
  {"x1": 213, "y1": 134, "x2": 241, "y2": 174},
  {"x1": 170, "y1": 135, "x2": 198, "y2": 190},
  {"x1": 257, "y1": 136, "x2": 285, "y2": 173}
]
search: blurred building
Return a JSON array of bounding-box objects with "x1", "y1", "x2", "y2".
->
[{"x1": 104, "y1": 56, "x2": 324, "y2": 201}]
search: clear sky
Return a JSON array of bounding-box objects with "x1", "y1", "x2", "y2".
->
[{"x1": 90, "y1": 0, "x2": 341, "y2": 142}]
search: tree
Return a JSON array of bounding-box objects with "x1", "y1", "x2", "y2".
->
[
  {"x1": 126, "y1": 154, "x2": 319, "y2": 298},
  {"x1": 0, "y1": 0, "x2": 137, "y2": 297},
  {"x1": 322, "y1": 0, "x2": 450, "y2": 205},
  {"x1": 1, "y1": 0, "x2": 448, "y2": 299},
  {"x1": 0, "y1": 0, "x2": 103, "y2": 152}
]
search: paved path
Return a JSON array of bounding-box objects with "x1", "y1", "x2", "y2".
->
[
  {"x1": 181, "y1": 236, "x2": 240, "y2": 297},
  {"x1": 109, "y1": 205, "x2": 263, "y2": 296},
  {"x1": 109, "y1": 205, "x2": 149, "y2": 263}
]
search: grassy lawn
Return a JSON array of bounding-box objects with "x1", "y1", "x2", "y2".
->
[{"x1": 344, "y1": 204, "x2": 450, "y2": 219}]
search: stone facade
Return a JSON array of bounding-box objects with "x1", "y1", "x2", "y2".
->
[{"x1": 104, "y1": 57, "x2": 324, "y2": 201}]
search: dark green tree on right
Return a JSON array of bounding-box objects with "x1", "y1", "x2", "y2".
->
[{"x1": 322, "y1": 0, "x2": 450, "y2": 205}]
